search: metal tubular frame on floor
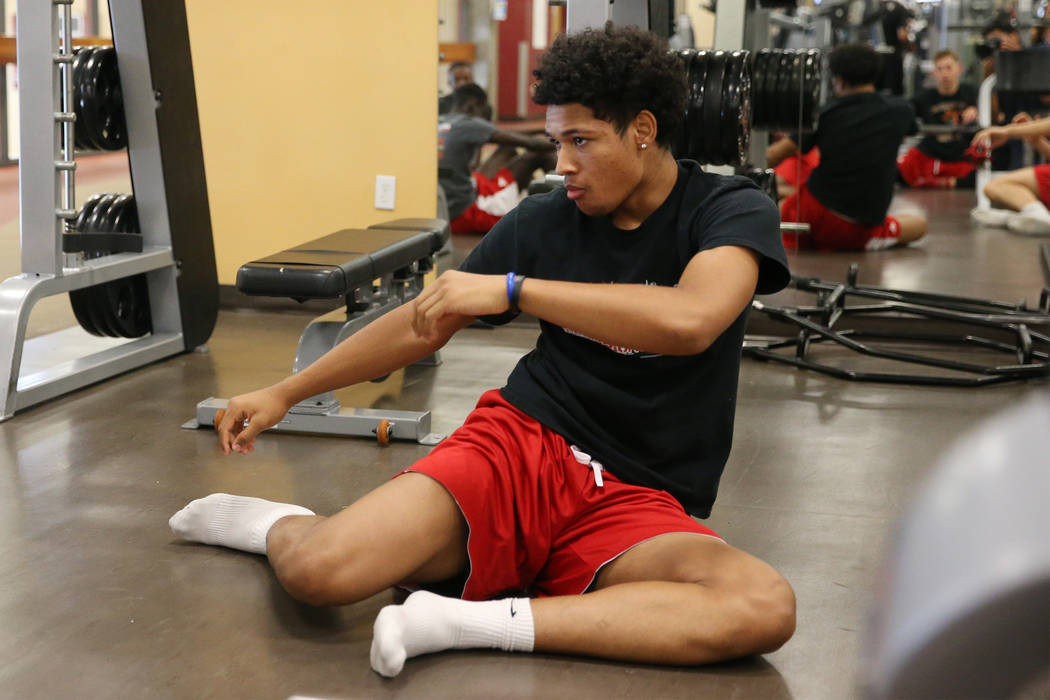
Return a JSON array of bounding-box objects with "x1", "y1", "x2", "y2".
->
[
  {"x1": 0, "y1": 0, "x2": 211, "y2": 421},
  {"x1": 744, "y1": 265, "x2": 1050, "y2": 386}
]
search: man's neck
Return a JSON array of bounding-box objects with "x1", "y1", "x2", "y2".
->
[
  {"x1": 936, "y1": 82, "x2": 960, "y2": 96},
  {"x1": 610, "y1": 153, "x2": 679, "y2": 230}
]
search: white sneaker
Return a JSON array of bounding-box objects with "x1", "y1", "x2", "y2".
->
[
  {"x1": 970, "y1": 207, "x2": 1012, "y2": 227},
  {"x1": 1006, "y1": 213, "x2": 1050, "y2": 236}
]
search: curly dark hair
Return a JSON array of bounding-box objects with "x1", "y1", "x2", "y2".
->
[
  {"x1": 828, "y1": 43, "x2": 882, "y2": 88},
  {"x1": 532, "y1": 24, "x2": 686, "y2": 149}
]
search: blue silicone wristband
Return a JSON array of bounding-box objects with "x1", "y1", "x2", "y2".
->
[{"x1": 506, "y1": 271, "x2": 516, "y2": 311}]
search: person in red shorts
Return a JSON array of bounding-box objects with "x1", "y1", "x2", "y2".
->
[
  {"x1": 169, "y1": 25, "x2": 796, "y2": 679},
  {"x1": 767, "y1": 43, "x2": 927, "y2": 251},
  {"x1": 438, "y1": 83, "x2": 555, "y2": 235},
  {"x1": 971, "y1": 115, "x2": 1050, "y2": 236},
  {"x1": 896, "y1": 50, "x2": 980, "y2": 188}
]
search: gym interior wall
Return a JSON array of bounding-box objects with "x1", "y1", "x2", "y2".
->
[{"x1": 183, "y1": 1, "x2": 438, "y2": 286}]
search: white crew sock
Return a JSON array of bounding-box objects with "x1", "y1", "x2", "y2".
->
[
  {"x1": 370, "y1": 590, "x2": 535, "y2": 677},
  {"x1": 169, "y1": 493, "x2": 315, "y2": 554},
  {"x1": 1019, "y1": 201, "x2": 1050, "y2": 223}
]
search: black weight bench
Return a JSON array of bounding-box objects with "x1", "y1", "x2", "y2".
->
[{"x1": 187, "y1": 218, "x2": 449, "y2": 445}]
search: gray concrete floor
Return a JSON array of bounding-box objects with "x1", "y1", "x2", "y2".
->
[{"x1": 1, "y1": 185, "x2": 1047, "y2": 699}]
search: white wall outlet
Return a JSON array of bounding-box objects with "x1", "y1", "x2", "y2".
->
[{"x1": 375, "y1": 174, "x2": 396, "y2": 210}]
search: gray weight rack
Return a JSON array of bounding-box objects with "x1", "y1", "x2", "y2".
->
[{"x1": 0, "y1": 0, "x2": 216, "y2": 421}]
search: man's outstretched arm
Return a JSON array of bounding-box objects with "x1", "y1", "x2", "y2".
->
[{"x1": 218, "y1": 304, "x2": 473, "y2": 454}]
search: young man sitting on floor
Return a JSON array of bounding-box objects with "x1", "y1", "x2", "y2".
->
[
  {"x1": 767, "y1": 43, "x2": 927, "y2": 251},
  {"x1": 971, "y1": 114, "x2": 1050, "y2": 236},
  {"x1": 170, "y1": 24, "x2": 795, "y2": 678},
  {"x1": 439, "y1": 83, "x2": 555, "y2": 235},
  {"x1": 897, "y1": 49, "x2": 980, "y2": 189}
]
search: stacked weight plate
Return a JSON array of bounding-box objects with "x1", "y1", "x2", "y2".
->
[
  {"x1": 675, "y1": 49, "x2": 753, "y2": 166},
  {"x1": 68, "y1": 194, "x2": 152, "y2": 338},
  {"x1": 73, "y1": 46, "x2": 127, "y2": 151},
  {"x1": 752, "y1": 48, "x2": 824, "y2": 132}
]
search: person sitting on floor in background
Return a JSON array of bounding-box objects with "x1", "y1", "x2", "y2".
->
[
  {"x1": 438, "y1": 61, "x2": 475, "y2": 115},
  {"x1": 438, "y1": 83, "x2": 556, "y2": 235},
  {"x1": 970, "y1": 114, "x2": 1050, "y2": 236},
  {"x1": 897, "y1": 49, "x2": 980, "y2": 188},
  {"x1": 169, "y1": 24, "x2": 795, "y2": 680},
  {"x1": 767, "y1": 42, "x2": 927, "y2": 251}
]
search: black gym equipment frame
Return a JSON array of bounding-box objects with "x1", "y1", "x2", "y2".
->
[
  {"x1": 744, "y1": 265, "x2": 1050, "y2": 386},
  {"x1": 0, "y1": 0, "x2": 217, "y2": 420}
]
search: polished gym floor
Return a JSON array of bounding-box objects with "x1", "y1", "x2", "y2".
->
[{"x1": 1, "y1": 155, "x2": 1047, "y2": 699}]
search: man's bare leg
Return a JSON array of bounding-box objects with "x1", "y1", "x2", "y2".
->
[
  {"x1": 372, "y1": 533, "x2": 795, "y2": 675},
  {"x1": 531, "y1": 533, "x2": 795, "y2": 665},
  {"x1": 170, "y1": 473, "x2": 468, "y2": 605},
  {"x1": 985, "y1": 168, "x2": 1040, "y2": 212},
  {"x1": 894, "y1": 213, "x2": 927, "y2": 246}
]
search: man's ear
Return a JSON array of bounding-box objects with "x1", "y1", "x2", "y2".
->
[{"x1": 632, "y1": 110, "x2": 659, "y2": 148}]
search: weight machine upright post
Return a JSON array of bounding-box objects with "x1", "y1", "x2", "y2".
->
[{"x1": 17, "y1": 0, "x2": 63, "y2": 275}]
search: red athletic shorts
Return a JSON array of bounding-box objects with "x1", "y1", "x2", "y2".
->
[
  {"x1": 450, "y1": 167, "x2": 519, "y2": 235},
  {"x1": 1036, "y1": 164, "x2": 1050, "y2": 208},
  {"x1": 774, "y1": 147, "x2": 820, "y2": 187},
  {"x1": 401, "y1": 389, "x2": 722, "y2": 601},
  {"x1": 896, "y1": 147, "x2": 975, "y2": 188},
  {"x1": 780, "y1": 183, "x2": 902, "y2": 251}
]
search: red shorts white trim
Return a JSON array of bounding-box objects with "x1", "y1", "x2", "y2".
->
[
  {"x1": 780, "y1": 183, "x2": 902, "y2": 251},
  {"x1": 897, "y1": 147, "x2": 975, "y2": 188},
  {"x1": 450, "y1": 167, "x2": 519, "y2": 235},
  {"x1": 401, "y1": 389, "x2": 722, "y2": 600}
]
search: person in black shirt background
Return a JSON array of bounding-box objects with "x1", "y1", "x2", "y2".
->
[
  {"x1": 168, "y1": 24, "x2": 796, "y2": 679},
  {"x1": 768, "y1": 43, "x2": 927, "y2": 251},
  {"x1": 897, "y1": 50, "x2": 979, "y2": 188}
]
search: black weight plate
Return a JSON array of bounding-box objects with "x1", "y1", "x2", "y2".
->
[
  {"x1": 702, "y1": 51, "x2": 728, "y2": 166},
  {"x1": 69, "y1": 192, "x2": 111, "y2": 336},
  {"x1": 687, "y1": 51, "x2": 710, "y2": 161},
  {"x1": 772, "y1": 51, "x2": 789, "y2": 130},
  {"x1": 753, "y1": 49, "x2": 771, "y2": 129},
  {"x1": 788, "y1": 52, "x2": 805, "y2": 131},
  {"x1": 105, "y1": 195, "x2": 150, "y2": 337},
  {"x1": 734, "y1": 51, "x2": 753, "y2": 165},
  {"x1": 70, "y1": 193, "x2": 118, "y2": 336},
  {"x1": 803, "y1": 49, "x2": 823, "y2": 131},
  {"x1": 83, "y1": 194, "x2": 124, "y2": 337},
  {"x1": 673, "y1": 49, "x2": 694, "y2": 159},
  {"x1": 92, "y1": 47, "x2": 127, "y2": 150},
  {"x1": 751, "y1": 49, "x2": 768, "y2": 129},
  {"x1": 776, "y1": 51, "x2": 789, "y2": 131},
  {"x1": 101, "y1": 274, "x2": 151, "y2": 338},
  {"x1": 762, "y1": 50, "x2": 782, "y2": 130},
  {"x1": 72, "y1": 48, "x2": 91, "y2": 151},
  {"x1": 76, "y1": 47, "x2": 105, "y2": 151},
  {"x1": 720, "y1": 51, "x2": 745, "y2": 166}
]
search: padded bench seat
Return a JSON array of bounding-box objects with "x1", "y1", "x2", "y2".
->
[{"x1": 237, "y1": 219, "x2": 447, "y2": 300}]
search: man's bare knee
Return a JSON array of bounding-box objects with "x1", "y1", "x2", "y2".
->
[{"x1": 685, "y1": 565, "x2": 797, "y2": 661}]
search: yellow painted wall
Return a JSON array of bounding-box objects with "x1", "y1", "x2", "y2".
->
[{"x1": 184, "y1": 1, "x2": 438, "y2": 285}]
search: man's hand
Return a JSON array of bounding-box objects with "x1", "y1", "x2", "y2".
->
[
  {"x1": 411, "y1": 270, "x2": 509, "y2": 342},
  {"x1": 971, "y1": 124, "x2": 1010, "y2": 150},
  {"x1": 961, "y1": 106, "x2": 979, "y2": 124},
  {"x1": 217, "y1": 387, "x2": 293, "y2": 455}
]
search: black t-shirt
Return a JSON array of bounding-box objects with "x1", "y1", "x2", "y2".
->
[
  {"x1": 911, "y1": 83, "x2": 978, "y2": 161},
  {"x1": 459, "y1": 161, "x2": 790, "y2": 517},
  {"x1": 799, "y1": 92, "x2": 916, "y2": 226}
]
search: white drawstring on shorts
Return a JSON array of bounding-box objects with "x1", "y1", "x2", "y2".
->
[{"x1": 570, "y1": 445, "x2": 604, "y2": 488}]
